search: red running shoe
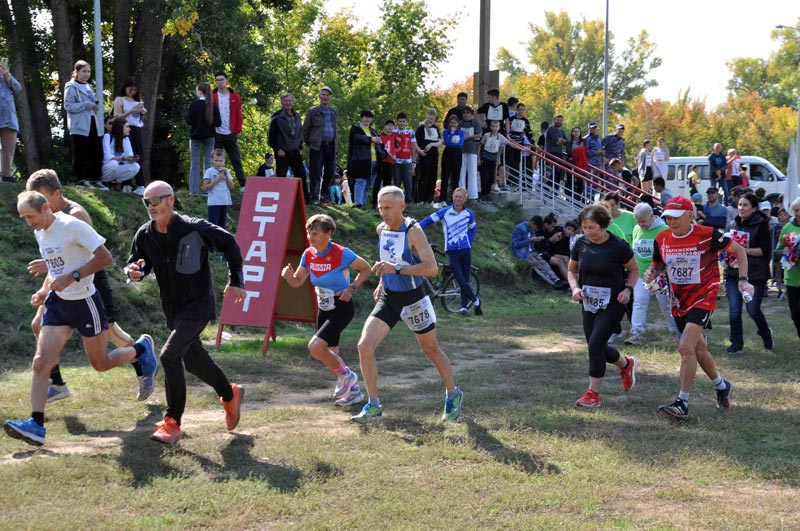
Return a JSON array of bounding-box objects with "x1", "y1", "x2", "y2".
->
[
  {"x1": 620, "y1": 356, "x2": 638, "y2": 392},
  {"x1": 221, "y1": 383, "x2": 244, "y2": 431},
  {"x1": 575, "y1": 389, "x2": 601, "y2": 408}
]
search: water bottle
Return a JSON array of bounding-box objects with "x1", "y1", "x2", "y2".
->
[{"x1": 742, "y1": 291, "x2": 753, "y2": 303}]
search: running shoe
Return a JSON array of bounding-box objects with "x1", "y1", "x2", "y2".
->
[
  {"x1": 725, "y1": 344, "x2": 743, "y2": 355},
  {"x1": 221, "y1": 383, "x2": 244, "y2": 431},
  {"x1": 136, "y1": 375, "x2": 155, "y2": 401},
  {"x1": 47, "y1": 381, "x2": 71, "y2": 403},
  {"x1": 334, "y1": 369, "x2": 358, "y2": 399},
  {"x1": 132, "y1": 186, "x2": 145, "y2": 196},
  {"x1": 77, "y1": 180, "x2": 94, "y2": 188},
  {"x1": 620, "y1": 356, "x2": 638, "y2": 392},
  {"x1": 575, "y1": 389, "x2": 601, "y2": 408},
  {"x1": 658, "y1": 398, "x2": 689, "y2": 419},
  {"x1": 335, "y1": 385, "x2": 364, "y2": 407},
  {"x1": 759, "y1": 327, "x2": 775, "y2": 351},
  {"x1": 607, "y1": 333, "x2": 621, "y2": 345},
  {"x1": 473, "y1": 299, "x2": 483, "y2": 316},
  {"x1": 459, "y1": 307, "x2": 469, "y2": 316},
  {"x1": 716, "y1": 380, "x2": 733, "y2": 410},
  {"x1": 151, "y1": 416, "x2": 181, "y2": 444},
  {"x1": 442, "y1": 388, "x2": 464, "y2": 422},
  {"x1": 350, "y1": 403, "x2": 383, "y2": 423},
  {"x1": 4, "y1": 418, "x2": 46, "y2": 446},
  {"x1": 134, "y1": 334, "x2": 159, "y2": 379},
  {"x1": 92, "y1": 181, "x2": 109, "y2": 191}
]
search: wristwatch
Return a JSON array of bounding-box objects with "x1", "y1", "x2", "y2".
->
[
  {"x1": 71, "y1": 270, "x2": 81, "y2": 282},
  {"x1": 738, "y1": 276, "x2": 749, "y2": 281},
  {"x1": 394, "y1": 263, "x2": 403, "y2": 274}
]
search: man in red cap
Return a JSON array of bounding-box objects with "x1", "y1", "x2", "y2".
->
[{"x1": 643, "y1": 196, "x2": 753, "y2": 419}]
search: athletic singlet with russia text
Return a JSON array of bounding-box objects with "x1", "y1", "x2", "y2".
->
[
  {"x1": 379, "y1": 217, "x2": 423, "y2": 292},
  {"x1": 299, "y1": 242, "x2": 356, "y2": 293},
  {"x1": 652, "y1": 224, "x2": 731, "y2": 317}
]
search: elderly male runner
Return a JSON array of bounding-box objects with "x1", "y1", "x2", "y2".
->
[
  {"x1": 351, "y1": 186, "x2": 463, "y2": 423},
  {"x1": 25, "y1": 169, "x2": 150, "y2": 403},
  {"x1": 4, "y1": 191, "x2": 158, "y2": 446},
  {"x1": 644, "y1": 196, "x2": 752, "y2": 419},
  {"x1": 126, "y1": 181, "x2": 246, "y2": 443}
]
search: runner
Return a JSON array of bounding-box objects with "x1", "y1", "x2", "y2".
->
[
  {"x1": 281, "y1": 214, "x2": 372, "y2": 407},
  {"x1": 418, "y1": 187, "x2": 481, "y2": 315},
  {"x1": 4, "y1": 191, "x2": 157, "y2": 446},
  {"x1": 126, "y1": 181, "x2": 246, "y2": 444},
  {"x1": 644, "y1": 196, "x2": 752, "y2": 419},
  {"x1": 568, "y1": 204, "x2": 639, "y2": 409},
  {"x1": 25, "y1": 169, "x2": 151, "y2": 402},
  {"x1": 351, "y1": 186, "x2": 464, "y2": 423}
]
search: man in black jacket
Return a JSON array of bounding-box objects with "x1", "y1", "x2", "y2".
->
[
  {"x1": 268, "y1": 92, "x2": 310, "y2": 202},
  {"x1": 126, "y1": 181, "x2": 247, "y2": 444}
]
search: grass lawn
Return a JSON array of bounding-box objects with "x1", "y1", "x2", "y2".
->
[{"x1": 1, "y1": 183, "x2": 798, "y2": 530}]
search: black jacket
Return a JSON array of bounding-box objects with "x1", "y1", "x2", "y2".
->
[
  {"x1": 186, "y1": 99, "x2": 221, "y2": 140},
  {"x1": 268, "y1": 109, "x2": 303, "y2": 152},
  {"x1": 724, "y1": 210, "x2": 772, "y2": 282},
  {"x1": 128, "y1": 214, "x2": 244, "y2": 324}
]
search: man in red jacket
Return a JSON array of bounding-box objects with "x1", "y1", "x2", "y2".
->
[{"x1": 212, "y1": 72, "x2": 246, "y2": 189}]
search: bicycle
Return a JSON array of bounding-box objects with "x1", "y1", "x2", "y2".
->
[{"x1": 422, "y1": 243, "x2": 481, "y2": 313}]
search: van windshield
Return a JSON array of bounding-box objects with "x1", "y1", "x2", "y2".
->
[{"x1": 749, "y1": 163, "x2": 786, "y2": 182}]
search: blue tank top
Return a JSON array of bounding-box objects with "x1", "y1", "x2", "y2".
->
[{"x1": 379, "y1": 217, "x2": 424, "y2": 292}]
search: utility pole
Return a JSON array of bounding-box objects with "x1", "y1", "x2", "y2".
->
[{"x1": 478, "y1": 0, "x2": 490, "y2": 106}]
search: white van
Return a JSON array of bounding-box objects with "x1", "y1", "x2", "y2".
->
[{"x1": 664, "y1": 156, "x2": 787, "y2": 199}]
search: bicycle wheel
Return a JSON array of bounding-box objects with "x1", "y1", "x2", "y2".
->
[
  {"x1": 440, "y1": 276, "x2": 464, "y2": 313},
  {"x1": 469, "y1": 271, "x2": 481, "y2": 299}
]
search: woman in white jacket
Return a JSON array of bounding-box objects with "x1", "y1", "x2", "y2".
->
[
  {"x1": 101, "y1": 117, "x2": 140, "y2": 187},
  {"x1": 63, "y1": 60, "x2": 104, "y2": 188}
]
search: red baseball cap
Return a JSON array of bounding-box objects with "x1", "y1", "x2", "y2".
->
[{"x1": 662, "y1": 196, "x2": 695, "y2": 217}]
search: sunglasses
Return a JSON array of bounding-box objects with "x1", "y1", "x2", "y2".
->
[{"x1": 142, "y1": 194, "x2": 172, "y2": 207}]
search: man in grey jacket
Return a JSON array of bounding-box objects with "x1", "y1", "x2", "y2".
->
[
  {"x1": 268, "y1": 92, "x2": 308, "y2": 201},
  {"x1": 303, "y1": 86, "x2": 338, "y2": 203}
]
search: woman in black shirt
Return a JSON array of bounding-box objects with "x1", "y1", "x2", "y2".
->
[{"x1": 568, "y1": 204, "x2": 639, "y2": 409}]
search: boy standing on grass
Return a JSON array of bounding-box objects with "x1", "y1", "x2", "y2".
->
[
  {"x1": 202, "y1": 148, "x2": 234, "y2": 230},
  {"x1": 5, "y1": 191, "x2": 158, "y2": 446},
  {"x1": 351, "y1": 186, "x2": 463, "y2": 423}
]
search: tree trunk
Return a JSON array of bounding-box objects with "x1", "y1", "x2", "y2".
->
[
  {"x1": 49, "y1": 0, "x2": 74, "y2": 92},
  {"x1": 9, "y1": 0, "x2": 52, "y2": 168},
  {"x1": 113, "y1": 0, "x2": 131, "y2": 91},
  {"x1": 132, "y1": 0, "x2": 166, "y2": 182},
  {"x1": 0, "y1": 0, "x2": 40, "y2": 173}
]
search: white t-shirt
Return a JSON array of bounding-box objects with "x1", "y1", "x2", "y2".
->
[
  {"x1": 204, "y1": 167, "x2": 233, "y2": 206},
  {"x1": 216, "y1": 92, "x2": 231, "y2": 135},
  {"x1": 36, "y1": 212, "x2": 106, "y2": 300}
]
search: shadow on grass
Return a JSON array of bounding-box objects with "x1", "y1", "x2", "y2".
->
[{"x1": 466, "y1": 419, "x2": 559, "y2": 476}]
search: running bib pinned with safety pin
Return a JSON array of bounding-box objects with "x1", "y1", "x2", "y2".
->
[
  {"x1": 315, "y1": 287, "x2": 336, "y2": 311},
  {"x1": 665, "y1": 255, "x2": 701, "y2": 285},
  {"x1": 581, "y1": 285, "x2": 612, "y2": 313},
  {"x1": 400, "y1": 295, "x2": 436, "y2": 332}
]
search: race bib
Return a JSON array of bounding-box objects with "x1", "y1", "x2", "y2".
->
[
  {"x1": 634, "y1": 238, "x2": 654, "y2": 260},
  {"x1": 665, "y1": 254, "x2": 701, "y2": 285},
  {"x1": 485, "y1": 137, "x2": 499, "y2": 153},
  {"x1": 450, "y1": 135, "x2": 460, "y2": 144},
  {"x1": 461, "y1": 127, "x2": 474, "y2": 137},
  {"x1": 424, "y1": 127, "x2": 439, "y2": 141},
  {"x1": 511, "y1": 119, "x2": 525, "y2": 133},
  {"x1": 315, "y1": 287, "x2": 336, "y2": 312},
  {"x1": 581, "y1": 285, "x2": 612, "y2": 313},
  {"x1": 400, "y1": 295, "x2": 436, "y2": 332}
]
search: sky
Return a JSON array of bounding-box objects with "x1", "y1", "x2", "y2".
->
[{"x1": 324, "y1": 0, "x2": 800, "y2": 108}]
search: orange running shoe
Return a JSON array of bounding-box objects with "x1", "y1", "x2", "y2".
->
[
  {"x1": 221, "y1": 383, "x2": 244, "y2": 431},
  {"x1": 620, "y1": 356, "x2": 638, "y2": 392},
  {"x1": 575, "y1": 389, "x2": 601, "y2": 408},
  {"x1": 151, "y1": 416, "x2": 181, "y2": 444}
]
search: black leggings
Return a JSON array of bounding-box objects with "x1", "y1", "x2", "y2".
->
[
  {"x1": 582, "y1": 302, "x2": 625, "y2": 378},
  {"x1": 161, "y1": 318, "x2": 232, "y2": 424},
  {"x1": 787, "y1": 285, "x2": 800, "y2": 340}
]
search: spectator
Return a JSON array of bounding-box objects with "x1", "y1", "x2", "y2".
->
[
  {"x1": 708, "y1": 143, "x2": 727, "y2": 201},
  {"x1": 506, "y1": 102, "x2": 531, "y2": 173},
  {"x1": 185, "y1": 82, "x2": 220, "y2": 195},
  {"x1": 0, "y1": 60, "x2": 23, "y2": 182},
  {"x1": 202, "y1": 149, "x2": 234, "y2": 231},
  {"x1": 101, "y1": 117, "x2": 140, "y2": 187},
  {"x1": 688, "y1": 164, "x2": 700, "y2": 195},
  {"x1": 392, "y1": 112, "x2": 417, "y2": 203},
  {"x1": 373, "y1": 119, "x2": 396, "y2": 208},
  {"x1": 459, "y1": 106, "x2": 482, "y2": 200},
  {"x1": 443, "y1": 91, "x2": 468, "y2": 128},
  {"x1": 701, "y1": 187, "x2": 728, "y2": 228},
  {"x1": 303, "y1": 86, "x2": 338, "y2": 203},
  {"x1": 775, "y1": 198, "x2": 800, "y2": 339},
  {"x1": 255, "y1": 152, "x2": 274, "y2": 177},
  {"x1": 64, "y1": 60, "x2": 104, "y2": 189},
  {"x1": 651, "y1": 137, "x2": 670, "y2": 183},
  {"x1": 268, "y1": 92, "x2": 309, "y2": 202},
  {"x1": 602, "y1": 124, "x2": 626, "y2": 171},
  {"x1": 347, "y1": 109, "x2": 382, "y2": 208},
  {"x1": 566, "y1": 126, "x2": 587, "y2": 200},
  {"x1": 212, "y1": 72, "x2": 245, "y2": 189},
  {"x1": 330, "y1": 174, "x2": 343, "y2": 205},
  {"x1": 692, "y1": 192, "x2": 706, "y2": 223},
  {"x1": 476, "y1": 88, "x2": 510, "y2": 134},
  {"x1": 510, "y1": 215, "x2": 569, "y2": 290},
  {"x1": 112, "y1": 77, "x2": 147, "y2": 194},
  {"x1": 341, "y1": 169, "x2": 352, "y2": 204},
  {"x1": 545, "y1": 114, "x2": 567, "y2": 191},
  {"x1": 637, "y1": 140, "x2": 653, "y2": 193},
  {"x1": 415, "y1": 108, "x2": 442, "y2": 203},
  {"x1": 583, "y1": 121, "x2": 604, "y2": 199},
  {"x1": 652, "y1": 177, "x2": 673, "y2": 208},
  {"x1": 440, "y1": 115, "x2": 464, "y2": 205},
  {"x1": 608, "y1": 159, "x2": 638, "y2": 204},
  {"x1": 536, "y1": 120, "x2": 548, "y2": 150},
  {"x1": 739, "y1": 164, "x2": 750, "y2": 188}
]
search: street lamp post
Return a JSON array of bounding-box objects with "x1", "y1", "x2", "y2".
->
[{"x1": 602, "y1": 0, "x2": 609, "y2": 136}]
